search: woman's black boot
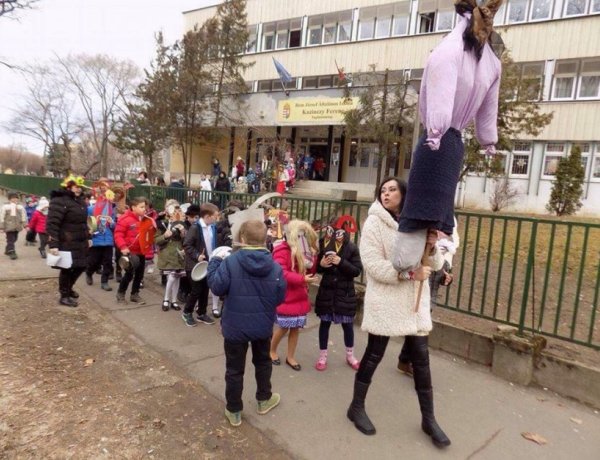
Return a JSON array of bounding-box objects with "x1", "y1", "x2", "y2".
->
[
  {"x1": 347, "y1": 379, "x2": 376, "y2": 435},
  {"x1": 409, "y1": 336, "x2": 451, "y2": 448}
]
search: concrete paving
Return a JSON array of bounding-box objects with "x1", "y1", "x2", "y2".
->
[{"x1": 1, "y1": 230, "x2": 599, "y2": 460}]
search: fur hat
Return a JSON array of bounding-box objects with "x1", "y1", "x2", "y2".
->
[{"x1": 454, "y1": 0, "x2": 504, "y2": 60}]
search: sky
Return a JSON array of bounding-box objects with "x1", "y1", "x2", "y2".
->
[{"x1": 0, "y1": 0, "x2": 219, "y2": 154}]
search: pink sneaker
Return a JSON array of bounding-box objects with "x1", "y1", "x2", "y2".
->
[
  {"x1": 315, "y1": 353, "x2": 327, "y2": 371},
  {"x1": 346, "y1": 355, "x2": 360, "y2": 371}
]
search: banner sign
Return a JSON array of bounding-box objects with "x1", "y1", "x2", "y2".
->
[{"x1": 276, "y1": 97, "x2": 359, "y2": 124}]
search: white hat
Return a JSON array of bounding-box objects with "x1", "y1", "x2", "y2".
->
[{"x1": 37, "y1": 198, "x2": 49, "y2": 210}]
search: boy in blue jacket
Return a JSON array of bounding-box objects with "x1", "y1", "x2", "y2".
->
[{"x1": 207, "y1": 219, "x2": 286, "y2": 427}]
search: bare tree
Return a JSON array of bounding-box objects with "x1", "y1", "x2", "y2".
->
[
  {"x1": 0, "y1": 144, "x2": 43, "y2": 173},
  {"x1": 489, "y1": 175, "x2": 521, "y2": 212},
  {"x1": 6, "y1": 63, "x2": 82, "y2": 175},
  {"x1": 57, "y1": 54, "x2": 140, "y2": 177},
  {"x1": 0, "y1": 0, "x2": 37, "y2": 18}
]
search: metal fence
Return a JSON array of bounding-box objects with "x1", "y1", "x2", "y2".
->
[{"x1": 1, "y1": 174, "x2": 598, "y2": 350}]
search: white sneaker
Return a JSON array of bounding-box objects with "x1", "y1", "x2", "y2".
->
[{"x1": 147, "y1": 266, "x2": 154, "y2": 274}]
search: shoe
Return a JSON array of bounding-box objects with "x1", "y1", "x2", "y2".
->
[
  {"x1": 69, "y1": 290, "x2": 79, "y2": 299},
  {"x1": 162, "y1": 300, "x2": 170, "y2": 312},
  {"x1": 315, "y1": 351, "x2": 327, "y2": 371},
  {"x1": 285, "y1": 359, "x2": 301, "y2": 371},
  {"x1": 86, "y1": 274, "x2": 93, "y2": 285},
  {"x1": 100, "y1": 283, "x2": 113, "y2": 292},
  {"x1": 225, "y1": 409, "x2": 242, "y2": 427},
  {"x1": 397, "y1": 361, "x2": 413, "y2": 377},
  {"x1": 346, "y1": 356, "x2": 360, "y2": 371},
  {"x1": 182, "y1": 313, "x2": 197, "y2": 327},
  {"x1": 130, "y1": 293, "x2": 146, "y2": 305},
  {"x1": 347, "y1": 380, "x2": 376, "y2": 435},
  {"x1": 197, "y1": 314, "x2": 215, "y2": 325},
  {"x1": 39, "y1": 249, "x2": 46, "y2": 259},
  {"x1": 257, "y1": 393, "x2": 280, "y2": 415},
  {"x1": 170, "y1": 302, "x2": 181, "y2": 311},
  {"x1": 59, "y1": 296, "x2": 78, "y2": 307},
  {"x1": 212, "y1": 307, "x2": 221, "y2": 318},
  {"x1": 147, "y1": 266, "x2": 154, "y2": 274},
  {"x1": 9, "y1": 252, "x2": 17, "y2": 260},
  {"x1": 271, "y1": 357, "x2": 281, "y2": 366},
  {"x1": 116, "y1": 291, "x2": 127, "y2": 303}
]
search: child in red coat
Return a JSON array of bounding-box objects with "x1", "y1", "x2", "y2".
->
[
  {"x1": 269, "y1": 220, "x2": 318, "y2": 371},
  {"x1": 114, "y1": 197, "x2": 155, "y2": 304},
  {"x1": 28, "y1": 198, "x2": 49, "y2": 258}
]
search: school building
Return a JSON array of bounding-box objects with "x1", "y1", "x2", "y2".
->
[{"x1": 175, "y1": 0, "x2": 600, "y2": 214}]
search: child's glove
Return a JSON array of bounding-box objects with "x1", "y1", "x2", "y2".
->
[{"x1": 212, "y1": 246, "x2": 232, "y2": 260}]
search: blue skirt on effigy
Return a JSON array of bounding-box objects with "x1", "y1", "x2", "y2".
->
[{"x1": 399, "y1": 128, "x2": 464, "y2": 235}]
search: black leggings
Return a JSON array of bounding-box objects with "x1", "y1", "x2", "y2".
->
[
  {"x1": 356, "y1": 334, "x2": 431, "y2": 390},
  {"x1": 318, "y1": 320, "x2": 354, "y2": 350}
]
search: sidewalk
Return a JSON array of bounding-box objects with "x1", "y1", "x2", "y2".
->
[{"x1": 1, "y1": 235, "x2": 599, "y2": 460}]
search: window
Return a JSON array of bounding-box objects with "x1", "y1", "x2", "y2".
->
[
  {"x1": 323, "y1": 21, "x2": 337, "y2": 44},
  {"x1": 392, "y1": 1, "x2": 411, "y2": 36},
  {"x1": 436, "y1": 5, "x2": 454, "y2": 31},
  {"x1": 246, "y1": 25, "x2": 258, "y2": 53},
  {"x1": 576, "y1": 143, "x2": 591, "y2": 172},
  {"x1": 338, "y1": 19, "x2": 352, "y2": 42},
  {"x1": 519, "y1": 62, "x2": 545, "y2": 100},
  {"x1": 593, "y1": 0, "x2": 600, "y2": 12},
  {"x1": 258, "y1": 80, "x2": 273, "y2": 92},
  {"x1": 593, "y1": 156, "x2": 600, "y2": 179},
  {"x1": 543, "y1": 143, "x2": 566, "y2": 176},
  {"x1": 302, "y1": 77, "x2": 318, "y2": 89},
  {"x1": 262, "y1": 22, "x2": 275, "y2": 51},
  {"x1": 318, "y1": 75, "x2": 333, "y2": 88},
  {"x1": 308, "y1": 15, "x2": 323, "y2": 45},
  {"x1": 418, "y1": 0, "x2": 454, "y2": 33},
  {"x1": 494, "y1": 3, "x2": 507, "y2": 25},
  {"x1": 510, "y1": 142, "x2": 532, "y2": 176},
  {"x1": 564, "y1": 0, "x2": 588, "y2": 16},
  {"x1": 578, "y1": 60, "x2": 600, "y2": 99},
  {"x1": 530, "y1": 0, "x2": 553, "y2": 20},
  {"x1": 262, "y1": 18, "x2": 301, "y2": 50},
  {"x1": 552, "y1": 61, "x2": 579, "y2": 100},
  {"x1": 508, "y1": 0, "x2": 529, "y2": 23},
  {"x1": 359, "y1": 7, "x2": 376, "y2": 39},
  {"x1": 375, "y1": 5, "x2": 393, "y2": 38}
]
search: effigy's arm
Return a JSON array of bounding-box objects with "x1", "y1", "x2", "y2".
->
[{"x1": 475, "y1": 75, "x2": 501, "y2": 155}]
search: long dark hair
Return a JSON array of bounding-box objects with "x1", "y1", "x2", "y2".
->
[{"x1": 376, "y1": 177, "x2": 407, "y2": 218}]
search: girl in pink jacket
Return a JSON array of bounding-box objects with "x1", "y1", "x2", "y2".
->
[{"x1": 270, "y1": 220, "x2": 318, "y2": 371}]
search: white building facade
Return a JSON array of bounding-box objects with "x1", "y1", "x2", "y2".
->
[{"x1": 183, "y1": 0, "x2": 600, "y2": 214}]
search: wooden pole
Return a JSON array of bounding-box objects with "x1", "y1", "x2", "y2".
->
[{"x1": 414, "y1": 242, "x2": 432, "y2": 313}]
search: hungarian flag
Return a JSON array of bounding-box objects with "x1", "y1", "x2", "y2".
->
[{"x1": 335, "y1": 60, "x2": 352, "y2": 85}]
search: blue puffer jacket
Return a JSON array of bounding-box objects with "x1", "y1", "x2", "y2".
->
[
  {"x1": 208, "y1": 248, "x2": 286, "y2": 343},
  {"x1": 87, "y1": 204, "x2": 115, "y2": 247}
]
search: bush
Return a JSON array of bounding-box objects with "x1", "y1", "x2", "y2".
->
[{"x1": 546, "y1": 145, "x2": 584, "y2": 216}]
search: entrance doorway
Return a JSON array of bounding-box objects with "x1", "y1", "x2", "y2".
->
[{"x1": 308, "y1": 144, "x2": 329, "y2": 181}]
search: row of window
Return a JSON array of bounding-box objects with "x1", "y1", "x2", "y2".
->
[
  {"x1": 474, "y1": 142, "x2": 600, "y2": 180},
  {"x1": 243, "y1": 0, "x2": 600, "y2": 54},
  {"x1": 251, "y1": 58, "x2": 600, "y2": 102}
]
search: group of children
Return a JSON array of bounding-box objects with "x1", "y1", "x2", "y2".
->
[{"x1": 0, "y1": 192, "x2": 49, "y2": 260}]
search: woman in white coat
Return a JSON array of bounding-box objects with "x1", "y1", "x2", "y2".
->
[{"x1": 347, "y1": 177, "x2": 451, "y2": 448}]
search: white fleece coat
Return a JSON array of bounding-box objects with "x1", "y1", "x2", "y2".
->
[{"x1": 360, "y1": 200, "x2": 443, "y2": 337}]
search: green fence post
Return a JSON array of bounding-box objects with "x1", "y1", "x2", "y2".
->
[{"x1": 518, "y1": 220, "x2": 538, "y2": 336}]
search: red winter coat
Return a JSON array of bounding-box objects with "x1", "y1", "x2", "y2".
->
[
  {"x1": 272, "y1": 241, "x2": 315, "y2": 316},
  {"x1": 114, "y1": 210, "x2": 143, "y2": 255},
  {"x1": 28, "y1": 210, "x2": 47, "y2": 234}
]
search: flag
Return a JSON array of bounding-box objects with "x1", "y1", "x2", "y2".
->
[
  {"x1": 335, "y1": 60, "x2": 352, "y2": 85},
  {"x1": 272, "y1": 58, "x2": 292, "y2": 84}
]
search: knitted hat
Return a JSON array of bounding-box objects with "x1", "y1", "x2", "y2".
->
[{"x1": 37, "y1": 198, "x2": 50, "y2": 210}]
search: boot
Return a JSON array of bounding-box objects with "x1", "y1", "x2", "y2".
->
[
  {"x1": 100, "y1": 282, "x2": 113, "y2": 291},
  {"x1": 59, "y1": 295, "x2": 78, "y2": 307},
  {"x1": 410, "y1": 336, "x2": 451, "y2": 448},
  {"x1": 39, "y1": 248, "x2": 47, "y2": 259},
  {"x1": 347, "y1": 379, "x2": 376, "y2": 435}
]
